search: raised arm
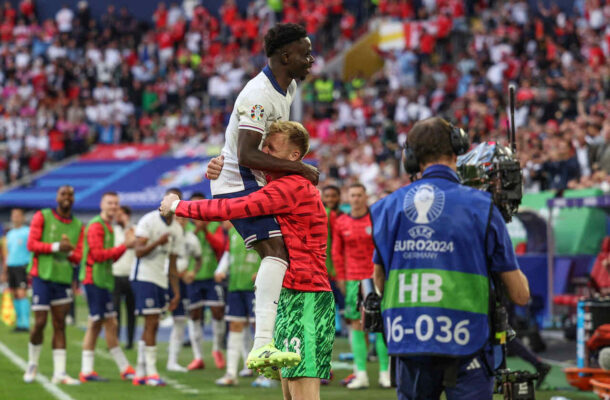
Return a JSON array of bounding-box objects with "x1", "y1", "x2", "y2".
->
[{"x1": 174, "y1": 178, "x2": 300, "y2": 221}]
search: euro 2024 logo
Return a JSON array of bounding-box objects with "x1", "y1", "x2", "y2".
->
[{"x1": 403, "y1": 183, "x2": 445, "y2": 238}]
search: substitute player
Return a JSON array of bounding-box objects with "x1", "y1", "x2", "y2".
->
[
  {"x1": 3, "y1": 208, "x2": 31, "y2": 332},
  {"x1": 79, "y1": 192, "x2": 136, "y2": 383},
  {"x1": 130, "y1": 188, "x2": 182, "y2": 387},
  {"x1": 24, "y1": 185, "x2": 84, "y2": 385},
  {"x1": 182, "y1": 193, "x2": 227, "y2": 371},
  {"x1": 214, "y1": 222, "x2": 261, "y2": 386},
  {"x1": 161, "y1": 121, "x2": 334, "y2": 399},
  {"x1": 333, "y1": 183, "x2": 391, "y2": 389},
  {"x1": 166, "y1": 215, "x2": 201, "y2": 372},
  {"x1": 207, "y1": 23, "x2": 317, "y2": 369}
]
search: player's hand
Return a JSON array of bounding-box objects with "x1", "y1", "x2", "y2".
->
[
  {"x1": 251, "y1": 273, "x2": 257, "y2": 282},
  {"x1": 206, "y1": 155, "x2": 224, "y2": 180},
  {"x1": 156, "y1": 233, "x2": 170, "y2": 246},
  {"x1": 183, "y1": 271, "x2": 196, "y2": 284},
  {"x1": 214, "y1": 272, "x2": 226, "y2": 283},
  {"x1": 298, "y1": 162, "x2": 320, "y2": 185},
  {"x1": 124, "y1": 228, "x2": 136, "y2": 249},
  {"x1": 168, "y1": 295, "x2": 180, "y2": 311},
  {"x1": 59, "y1": 234, "x2": 75, "y2": 252},
  {"x1": 159, "y1": 193, "x2": 179, "y2": 217}
]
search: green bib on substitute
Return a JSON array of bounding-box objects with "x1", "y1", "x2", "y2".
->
[
  {"x1": 228, "y1": 227, "x2": 260, "y2": 292},
  {"x1": 79, "y1": 215, "x2": 115, "y2": 290},
  {"x1": 28, "y1": 208, "x2": 82, "y2": 285},
  {"x1": 186, "y1": 222, "x2": 220, "y2": 280}
]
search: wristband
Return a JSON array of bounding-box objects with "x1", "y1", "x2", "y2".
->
[{"x1": 51, "y1": 242, "x2": 60, "y2": 252}]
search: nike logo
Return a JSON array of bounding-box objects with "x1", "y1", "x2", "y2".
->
[{"x1": 273, "y1": 301, "x2": 279, "y2": 305}]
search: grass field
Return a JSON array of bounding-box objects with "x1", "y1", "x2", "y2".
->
[{"x1": 0, "y1": 295, "x2": 599, "y2": 400}]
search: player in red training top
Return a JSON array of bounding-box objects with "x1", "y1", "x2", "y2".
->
[
  {"x1": 25, "y1": 185, "x2": 85, "y2": 385},
  {"x1": 160, "y1": 121, "x2": 334, "y2": 400},
  {"x1": 332, "y1": 183, "x2": 390, "y2": 389},
  {"x1": 79, "y1": 192, "x2": 137, "y2": 383}
]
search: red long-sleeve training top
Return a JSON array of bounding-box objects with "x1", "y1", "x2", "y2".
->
[
  {"x1": 175, "y1": 175, "x2": 331, "y2": 292},
  {"x1": 82, "y1": 220, "x2": 127, "y2": 285},
  {"x1": 332, "y1": 211, "x2": 375, "y2": 281}
]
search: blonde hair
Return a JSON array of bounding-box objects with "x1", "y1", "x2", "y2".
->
[{"x1": 268, "y1": 121, "x2": 310, "y2": 160}]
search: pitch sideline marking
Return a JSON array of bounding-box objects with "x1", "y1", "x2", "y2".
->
[{"x1": 0, "y1": 340, "x2": 76, "y2": 400}]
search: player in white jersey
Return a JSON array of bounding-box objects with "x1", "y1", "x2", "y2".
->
[
  {"x1": 166, "y1": 215, "x2": 202, "y2": 372},
  {"x1": 206, "y1": 23, "x2": 318, "y2": 371},
  {"x1": 130, "y1": 188, "x2": 183, "y2": 386}
]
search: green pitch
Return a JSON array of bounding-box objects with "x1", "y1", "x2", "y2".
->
[{"x1": 0, "y1": 296, "x2": 598, "y2": 400}]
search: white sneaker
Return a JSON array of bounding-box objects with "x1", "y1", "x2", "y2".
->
[
  {"x1": 215, "y1": 374, "x2": 238, "y2": 386},
  {"x1": 166, "y1": 363, "x2": 187, "y2": 373},
  {"x1": 239, "y1": 368, "x2": 254, "y2": 377},
  {"x1": 379, "y1": 370, "x2": 391, "y2": 388},
  {"x1": 51, "y1": 374, "x2": 81, "y2": 385},
  {"x1": 346, "y1": 372, "x2": 369, "y2": 389},
  {"x1": 23, "y1": 363, "x2": 37, "y2": 383},
  {"x1": 252, "y1": 375, "x2": 276, "y2": 388}
]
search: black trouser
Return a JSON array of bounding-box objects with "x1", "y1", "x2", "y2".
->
[{"x1": 112, "y1": 276, "x2": 135, "y2": 347}]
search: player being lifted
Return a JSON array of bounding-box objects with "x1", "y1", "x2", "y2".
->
[
  {"x1": 130, "y1": 188, "x2": 182, "y2": 387},
  {"x1": 204, "y1": 23, "x2": 317, "y2": 369},
  {"x1": 79, "y1": 192, "x2": 136, "y2": 382},
  {"x1": 161, "y1": 121, "x2": 334, "y2": 400},
  {"x1": 25, "y1": 185, "x2": 84, "y2": 385}
]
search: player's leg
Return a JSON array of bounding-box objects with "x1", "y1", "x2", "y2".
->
[
  {"x1": 287, "y1": 377, "x2": 321, "y2": 400},
  {"x1": 104, "y1": 316, "x2": 134, "y2": 379},
  {"x1": 281, "y1": 378, "x2": 293, "y2": 400},
  {"x1": 186, "y1": 280, "x2": 205, "y2": 370},
  {"x1": 124, "y1": 280, "x2": 136, "y2": 349},
  {"x1": 25, "y1": 277, "x2": 50, "y2": 383},
  {"x1": 11, "y1": 267, "x2": 30, "y2": 331},
  {"x1": 216, "y1": 290, "x2": 246, "y2": 386},
  {"x1": 251, "y1": 237, "x2": 288, "y2": 350},
  {"x1": 80, "y1": 284, "x2": 107, "y2": 382},
  {"x1": 345, "y1": 281, "x2": 369, "y2": 389},
  {"x1": 50, "y1": 301, "x2": 80, "y2": 385},
  {"x1": 167, "y1": 283, "x2": 188, "y2": 372},
  {"x1": 206, "y1": 280, "x2": 226, "y2": 369},
  {"x1": 376, "y1": 332, "x2": 391, "y2": 388}
]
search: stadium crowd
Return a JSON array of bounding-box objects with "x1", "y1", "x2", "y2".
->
[{"x1": 0, "y1": 0, "x2": 607, "y2": 200}]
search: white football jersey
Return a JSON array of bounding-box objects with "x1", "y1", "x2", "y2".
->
[
  {"x1": 211, "y1": 66, "x2": 297, "y2": 195},
  {"x1": 130, "y1": 211, "x2": 182, "y2": 289}
]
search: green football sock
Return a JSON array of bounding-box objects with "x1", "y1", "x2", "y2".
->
[
  {"x1": 376, "y1": 333, "x2": 389, "y2": 372},
  {"x1": 351, "y1": 329, "x2": 367, "y2": 372}
]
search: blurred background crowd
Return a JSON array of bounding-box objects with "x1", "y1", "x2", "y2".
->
[{"x1": 0, "y1": 0, "x2": 608, "y2": 202}]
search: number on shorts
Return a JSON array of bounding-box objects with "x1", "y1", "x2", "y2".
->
[{"x1": 283, "y1": 337, "x2": 301, "y2": 355}]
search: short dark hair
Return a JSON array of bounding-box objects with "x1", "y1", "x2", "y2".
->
[
  {"x1": 165, "y1": 187, "x2": 183, "y2": 199},
  {"x1": 264, "y1": 23, "x2": 307, "y2": 57},
  {"x1": 348, "y1": 182, "x2": 366, "y2": 192},
  {"x1": 120, "y1": 205, "x2": 132, "y2": 216},
  {"x1": 11, "y1": 207, "x2": 24, "y2": 214},
  {"x1": 406, "y1": 117, "x2": 455, "y2": 166},
  {"x1": 322, "y1": 185, "x2": 340, "y2": 195},
  {"x1": 190, "y1": 192, "x2": 206, "y2": 200}
]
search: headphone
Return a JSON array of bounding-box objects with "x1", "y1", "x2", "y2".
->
[{"x1": 403, "y1": 120, "x2": 470, "y2": 174}]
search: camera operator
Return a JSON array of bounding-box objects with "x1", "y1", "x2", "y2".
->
[{"x1": 371, "y1": 117, "x2": 530, "y2": 400}]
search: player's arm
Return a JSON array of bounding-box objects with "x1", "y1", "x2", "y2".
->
[
  {"x1": 173, "y1": 178, "x2": 299, "y2": 221},
  {"x1": 332, "y1": 218, "x2": 347, "y2": 292},
  {"x1": 167, "y1": 253, "x2": 180, "y2": 311},
  {"x1": 87, "y1": 223, "x2": 127, "y2": 263},
  {"x1": 27, "y1": 211, "x2": 73, "y2": 254},
  {"x1": 237, "y1": 130, "x2": 319, "y2": 184},
  {"x1": 68, "y1": 225, "x2": 85, "y2": 264},
  {"x1": 374, "y1": 263, "x2": 385, "y2": 295},
  {"x1": 134, "y1": 234, "x2": 169, "y2": 258},
  {"x1": 214, "y1": 251, "x2": 230, "y2": 282},
  {"x1": 205, "y1": 224, "x2": 226, "y2": 260}
]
